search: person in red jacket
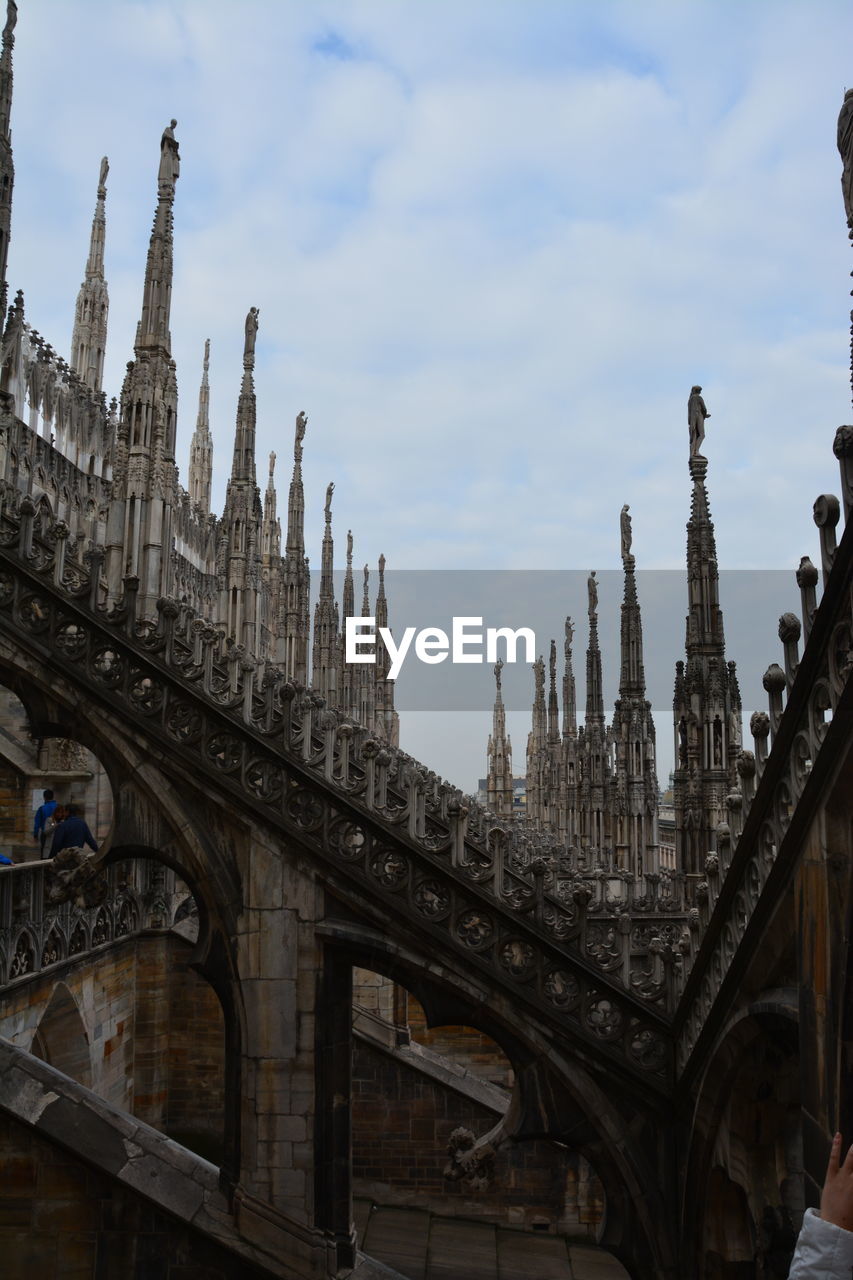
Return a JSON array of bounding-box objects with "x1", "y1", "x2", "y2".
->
[{"x1": 789, "y1": 1132, "x2": 853, "y2": 1277}]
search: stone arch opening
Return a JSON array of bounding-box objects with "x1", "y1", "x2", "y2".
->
[
  {"x1": 0, "y1": 683, "x2": 113, "y2": 864},
  {"x1": 31, "y1": 981, "x2": 92, "y2": 1087},
  {"x1": 685, "y1": 1003, "x2": 802, "y2": 1280},
  {"x1": 350, "y1": 966, "x2": 607, "y2": 1246}
]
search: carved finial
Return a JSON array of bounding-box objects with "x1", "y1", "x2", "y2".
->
[
  {"x1": 688, "y1": 385, "x2": 710, "y2": 459},
  {"x1": 243, "y1": 306, "x2": 259, "y2": 366},
  {"x1": 494, "y1": 657, "x2": 503, "y2": 692},
  {"x1": 268, "y1": 450, "x2": 276, "y2": 482},
  {"x1": 378, "y1": 553, "x2": 386, "y2": 583},
  {"x1": 324, "y1": 481, "x2": 334, "y2": 522},
  {"x1": 203, "y1": 338, "x2": 210, "y2": 373},
  {"x1": 346, "y1": 530, "x2": 353, "y2": 563},
  {"x1": 98, "y1": 156, "x2": 109, "y2": 195},
  {"x1": 362, "y1": 563, "x2": 369, "y2": 606}
]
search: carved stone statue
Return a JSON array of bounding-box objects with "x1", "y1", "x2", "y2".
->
[
  {"x1": 533, "y1": 656, "x2": 545, "y2": 698},
  {"x1": 268, "y1": 450, "x2": 275, "y2": 480},
  {"x1": 564, "y1": 615, "x2": 573, "y2": 649},
  {"x1": 158, "y1": 119, "x2": 180, "y2": 184},
  {"x1": 347, "y1": 530, "x2": 353, "y2": 561},
  {"x1": 587, "y1": 570, "x2": 598, "y2": 616},
  {"x1": 494, "y1": 657, "x2": 503, "y2": 692},
  {"x1": 3, "y1": 1, "x2": 17, "y2": 44},
  {"x1": 98, "y1": 156, "x2": 109, "y2": 191},
  {"x1": 244, "y1": 307, "x2": 259, "y2": 362},
  {"x1": 688, "y1": 385, "x2": 710, "y2": 458},
  {"x1": 324, "y1": 481, "x2": 334, "y2": 519},
  {"x1": 620, "y1": 504, "x2": 632, "y2": 559},
  {"x1": 839, "y1": 88, "x2": 853, "y2": 231},
  {"x1": 294, "y1": 411, "x2": 307, "y2": 465}
]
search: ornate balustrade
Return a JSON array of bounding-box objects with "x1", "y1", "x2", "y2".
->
[{"x1": 0, "y1": 855, "x2": 192, "y2": 988}]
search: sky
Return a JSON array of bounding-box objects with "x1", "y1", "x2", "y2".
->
[{"x1": 7, "y1": 0, "x2": 853, "y2": 790}]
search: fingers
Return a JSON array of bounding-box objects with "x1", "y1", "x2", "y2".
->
[{"x1": 827, "y1": 1131, "x2": 843, "y2": 1179}]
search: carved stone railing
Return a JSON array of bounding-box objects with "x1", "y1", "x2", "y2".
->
[
  {"x1": 673, "y1": 429, "x2": 853, "y2": 1080},
  {"x1": 0, "y1": 491, "x2": 675, "y2": 1090},
  {"x1": 0, "y1": 856, "x2": 193, "y2": 990}
]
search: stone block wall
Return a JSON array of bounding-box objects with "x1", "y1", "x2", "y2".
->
[
  {"x1": 0, "y1": 933, "x2": 225, "y2": 1159},
  {"x1": 0, "y1": 1109, "x2": 270, "y2": 1280},
  {"x1": 352, "y1": 1037, "x2": 604, "y2": 1236}
]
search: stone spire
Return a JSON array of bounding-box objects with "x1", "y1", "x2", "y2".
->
[
  {"x1": 612, "y1": 517, "x2": 659, "y2": 876},
  {"x1": 136, "y1": 119, "x2": 179, "y2": 359},
  {"x1": 618, "y1": 551, "x2": 646, "y2": 701},
  {"x1": 0, "y1": 2, "x2": 16, "y2": 319},
  {"x1": 562, "y1": 616, "x2": 577, "y2": 738},
  {"x1": 374, "y1": 553, "x2": 399, "y2": 744},
  {"x1": 280, "y1": 411, "x2": 310, "y2": 684},
  {"x1": 231, "y1": 308, "x2": 258, "y2": 484},
  {"x1": 262, "y1": 451, "x2": 280, "y2": 565},
  {"x1": 70, "y1": 157, "x2": 109, "y2": 393},
  {"x1": 188, "y1": 338, "x2": 212, "y2": 512},
  {"x1": 673, "y1": 405, "x2": 742, "y2": 887},
  {"x1": 340, "y1": 530, "x2": 356, "y2": 719},
  {"x1": 525, "y1": 655, "x2": 548, "y2": 826},
  {"x1": 584, "y1": 572, "x2": 605, "y2": 729},
  {"x1": 342, "y1": 531, "x2": 354, "y2": 620},
  {"x1": 486, "y1": 660, "x2": 513, "y2": 819},
  {"x1": 547, "y1": 638, "x2": 560, "y2": 743},
  {"x1": 105, "y1": 121, "x2": 180, "y2": 616},
  {"x1": 312, "y1": 483, "x2": 340, "y2": 705},
  {"x1": 219, "y1": 308, "x2": 264, "y2": 652}
]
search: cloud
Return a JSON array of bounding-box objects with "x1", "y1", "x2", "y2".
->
[{"x1": 7, "y1": 0, "x2": 853, "y2": 788}]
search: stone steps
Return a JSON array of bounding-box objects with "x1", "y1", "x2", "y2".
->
[{"x1": 356, "y1": 1201, "x2": 631, "y2": 1280}]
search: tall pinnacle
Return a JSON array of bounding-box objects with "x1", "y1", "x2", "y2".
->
[
  {"x1": 619, "y1": 509, "x2": 646, "y2": 700},
  {"x1": 0, "y1": 2, "x2": 17, "y2": 318},
  {"x1": 685, "y1": 453, "x2": 726, "y2": 656},
  {"x1": 136, "y1": 119, "x2": 179, "y2": 357},
  {"x1": 189, "y1": 339, "x2": 212, "y2": 511},
  {"x1": 231, "y1": 307, "x2": 259, "y2": 483},
  {"x1": 71, "y1": 157, "x2": 110, "y2": 393},
  {"x1": 562, "y1": 616, "x2": 577, "y2": 738},
  {"x1": 487, "y1": 658, "x2": 513, "y2": 819},
  {"x1": 287, "y1": 411, "x2": 307, "y2": 554},
  {"x1": 319, "y1": 482, "x2": 335, "y2": 599},
  {"x1": 547, "y1": 638, "x2": 560, "y2": 743},
  {"x1": 585, "y1": 571, "x2": 605, "y2": 728},
  {"x1": 343, "y1": 531, "x2": 354, "y2": 619}
]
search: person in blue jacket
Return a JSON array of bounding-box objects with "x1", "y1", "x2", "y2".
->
[
  {"x1": 790, "y1": 1131, "x2": 853, "y2": 1277},
  {"x1": 49, "y1": 805, "x2": 98, "y2": 858},
  {"x1": 33, "y1": 788, "x2": 57, "y2": 857}
]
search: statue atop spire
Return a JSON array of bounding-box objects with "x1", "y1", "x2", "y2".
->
[
  {"x1": 346, "y1": 530, "x2": 353, "y2": 564},
  {"x1": 158, "y1": 119, "x2": 180, "y2": 185},
  {"x1": 295, "y1": 410, "x2": 307, "y2": 466},
  {"x1": 620, "y1": 504, "x2": 632, "y2": 561},
  {"x1": 324, "y1": 480, "x2": 334, "y2": 523},
  {"x1": 688, "y1": 385, "x2": 710, "y2": 458},
  {"x1": 268, "y1": 450, "x2": 276, "y2": 483},
  {"x1": 98, "y1": 155, "x2": 109, "y2": 194},
  {"x1": 494, "y1": 656, "x2": 503, "y2": 694},
  {"x1": 244, "y1": 305, "x2": 259, "y2": 367},
  {"x1": 0, "y1": 1, "x2": 17, "y2": 317},
  {"x1": 587, "y1": 570, "x2": 598, "y2": 617},
  {"x1": 839, "y1": 88, "x2": 853, "y2": 234}
]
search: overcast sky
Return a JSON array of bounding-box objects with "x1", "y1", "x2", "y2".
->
[{"x1": 8, "y1": 0, "x2": 853, "y2": 790}]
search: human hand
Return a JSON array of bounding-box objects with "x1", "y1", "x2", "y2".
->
[{"x1": 821, "y1": 1133, "x2": 853, "y2": 1230}]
